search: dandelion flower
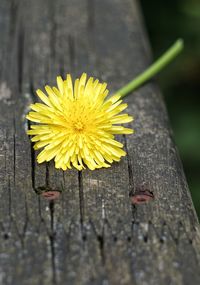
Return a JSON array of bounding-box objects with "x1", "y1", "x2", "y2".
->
[{"x1": 26, "y1": 73, "x2": 134, "y2": 171}]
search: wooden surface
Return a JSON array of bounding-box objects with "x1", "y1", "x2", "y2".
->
[{"x1": 0, "y1": 0, "x2": 200, "y2": 284}]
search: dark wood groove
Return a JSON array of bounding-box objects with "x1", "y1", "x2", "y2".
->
[
  {"x1": 123, "y1": 134, "x2": 134, "y2": 194},
  {"x1": 89, "y1": 219, "x2": 106, "y2": 265},
  {"x1": 49, "y1": 200, "x2": 57, "y2": 285},
  {"x1": 13, "y1": 117, "x2": 16, "y2": 188},
  {"x1": 8, "y1": 178, "x2": 12, "y2": 219},
  {"x1": 28, "y1": 119, "x2": 36, "y2": 190},
  {"x1": 46, "y1": 163, "x2": 50, "y2": 188},
  {"x1": 78, "y1": 171, "x2": 85, "y2": 227}
]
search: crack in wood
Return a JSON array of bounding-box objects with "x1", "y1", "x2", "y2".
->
[
  {"x1": 27, "y1": 120, "x2": 35, "y2": 190},
  {"x1": 49, "y1": 200, "x2": 57, "y2": 285},
  {"x1": 123, "y1": 135, "x2": 134, "y2": 194},
  {"x1": 46, "y1": 163, "x2": 50, "y2": 188},
  {"x1": 21, "y1": 194, "x2": 29, "y2": 246},
  {"x1": 78, "y1": 171, "x2": 86, "y2": 241},
  {"x1": 13, "y1": 117, "x2": 16, "y2": 188},
  {"x1": 0, "y1": 221, "x2": 10, "y2": 240},
  {"x1": 89, "y1": 219, "x2": 106, "y2": 265},
  {"x1": 37, "y1": 196, "x2": 43, "y2": 223},
  {"x1": 29, "y1": 78, "x2": 36, "y2": 104},
  {"x1": 8, "y1": 178, "x2": 12, "y2": 220}
]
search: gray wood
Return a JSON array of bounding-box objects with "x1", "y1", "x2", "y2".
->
[{"x1": 0, "y1": 0, "x2": 200, "y2": 284}]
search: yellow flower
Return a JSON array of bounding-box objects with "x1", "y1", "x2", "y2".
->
[{"x1": 26, "y1": 73, "x2": 134, "y2": 171}]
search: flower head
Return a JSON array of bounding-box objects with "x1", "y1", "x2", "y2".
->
[{"x1": 26, "y1": 73, "x2": 134, "y2": 170}]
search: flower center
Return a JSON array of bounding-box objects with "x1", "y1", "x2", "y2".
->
[{"x1": 73, "y1": 121, "x2": 84, "y2": 132}]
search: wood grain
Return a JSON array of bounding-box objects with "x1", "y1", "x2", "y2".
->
[{"x1": 0, "y1": 0, "x2": 200, "y2": 284}]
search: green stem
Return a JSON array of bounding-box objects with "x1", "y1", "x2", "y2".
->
[{"x1": 116, "y1": 39, "x2": 184, "y2": 98}]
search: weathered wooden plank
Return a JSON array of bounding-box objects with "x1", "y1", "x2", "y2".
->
[
  {"x1": 0, "y1": 2, "x2": 53, "y2": 284},
  {"x1": 0, "y1": 0, "x2": 200, "y2": 284}
]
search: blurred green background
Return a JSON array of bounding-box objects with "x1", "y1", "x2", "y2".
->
[{"x1": 140, "y1": 0, "x2": 200, "y2": 217}]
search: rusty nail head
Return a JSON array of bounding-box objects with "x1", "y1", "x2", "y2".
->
[
  {"x1": 131, "y1": 189, "x2": 154, "y2": 205},
  {"x1": 41, "y1": 191, "x2": 61, "y2": 201}
]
